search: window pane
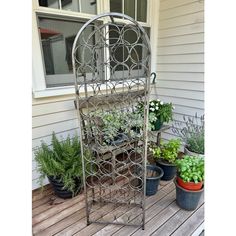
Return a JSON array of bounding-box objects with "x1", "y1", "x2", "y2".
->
[
  {"x1": 110, "y1": 0, "x2": 122, "y2": 13},
  {"x1": 137, "y1": 0, "x2": 147, "y2": 22},
  {"x1": 81, "y1": 0, "x2": 97, "y2": 14},
  {"x1": 124, "y1": 0, "x2": 135, "y2": 19},
  {"x1": 39, "y1": 0, "x2": 59, "y2": 9},
  {"x1": 61, "y1": 0, "x2": 80, "y2": 12},
  {"x1": 109, "y1": 25, "x2": 150, "y2": 78},
  {"x1": 38, "y1": 17, "x2": 95, "y2": 87}
]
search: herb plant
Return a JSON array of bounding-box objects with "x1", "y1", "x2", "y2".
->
[
  {"x1": 34, "y1": 132, "x2": 86, "y2": 194},
  {"x1": 172, "y1": 114, "x2": 204, "y2": 154},
  {"x1": 175, "y1": 155, "x2": 204, "y2": 183},
  {"x1": 150, "y1": 139, "x2": 181, "y2": 164}
]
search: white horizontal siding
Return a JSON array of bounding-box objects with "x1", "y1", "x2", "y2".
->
[
  {"x1": 158, "y1": 33, "x2": 204, "y2": 46},
  {"x1": 32, "y1": 94, "x2": 80, "y2": 190},
  {"x1": 155, "y1": 0, "x2": 204, "y2": 141}
]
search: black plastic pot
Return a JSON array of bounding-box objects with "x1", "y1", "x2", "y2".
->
[
  {"x1": 156, "y1": 159, "x2": 176, "y2": 180},
  {"x1": 174, "y1": 178, "x2": 204, "y2": 211},
  {"x1": 48, "y1": 176, "x2": 82, "y2": 199},
  {"x1": 146, "y1": 165, "x2": 164, "y2": 196}
]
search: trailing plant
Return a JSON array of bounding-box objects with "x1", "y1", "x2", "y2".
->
[
  {"x1": 34, "y1": 132, "x2": 89, "y2": 194},
  {"x1": 172, "y1": 114, "x2": 204, "y2": 154},
  {"x1": 175, "y1": 155, "x2": 204, "y2": 183},
  {"x1": 136, "y1": 99, "x2": 174, "y2": 130},
  {"x1": 90, "y1": 109, "x2": 144, "y2": 145},
  {"x1": 150, "y1": 139, "x2": 181, "y2": 164}
]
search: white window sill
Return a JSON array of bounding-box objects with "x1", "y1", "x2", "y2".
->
[{"x1": 33, "y1": 86, "x2": 75, "y2": 98}]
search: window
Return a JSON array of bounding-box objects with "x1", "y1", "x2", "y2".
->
[{"x1": 32, "y1": 0, "x2": 154, "y2": 96}]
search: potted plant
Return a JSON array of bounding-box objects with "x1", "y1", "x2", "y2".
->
[
  {"x1": 174, "y1": 155, "x2": 204, "y2": 210},
  {"x1": 34, "y1": 132, "x2": 85, "y2": 198},
  {"x1": 150, "y1": 139, "x2": 181, "y2": 180},
  {"x1": 90, "y1": 109, "x2": 144, "y2": 145},
  {"x1": 172, "y1": 114, "x2": 204, "y2": 157},
  {"x1": 145, "y1": 164, "x2": 164, "y2": 196},
  {"x1": 137, "y1": 99, "x2": 174, "y2": 131}
]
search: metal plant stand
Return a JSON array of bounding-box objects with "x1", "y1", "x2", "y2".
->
[{"x1": 72, "y1": 12, "x2": 151, "y2": 229}]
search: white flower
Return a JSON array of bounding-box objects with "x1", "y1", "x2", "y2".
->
[
  {"x1": 155, "y1": 106, "x2": 159, "y2": 110},
  {"x1": 157, "y1": 99, "x2": 160, "y2": 102},
  {"x1": 160, "y1": 101, "x2": 164, "y2": 105},
  {"x1": 173, "y1": 106, "x2": 175, "y2": 109},
  {"x1": 150, "y1": 107, "x2": 155, "y2": 112},
  {"x1": 150, "y1": 102, "x2": 154, "y2": 106}
]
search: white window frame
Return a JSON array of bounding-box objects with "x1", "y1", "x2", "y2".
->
[{"x1": 32, "y1": 0, "x2": 159, "y2": 98}]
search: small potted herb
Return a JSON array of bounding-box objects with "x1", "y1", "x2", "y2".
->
[
  {"x1": 172, "y1": 114, "x2": 204, "y2": 157},
  {"x1": 150, "y1": 139, "x2": 181, "y2": 180},
  {"x1": 34, "y1": 132, "x2": 85, "y2": 198},
  {"x1": 137, "y1": 99, "x2": 174, "y2": 131},
  {"x1": 174, "y1": 155, "x2": 204, "y2": 210}
]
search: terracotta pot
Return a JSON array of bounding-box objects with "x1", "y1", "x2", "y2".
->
[{"x1": 177, "y1": 176, "x2": 203, "y2": 191}]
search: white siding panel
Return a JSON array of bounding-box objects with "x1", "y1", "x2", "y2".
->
[
  {"x1": 32, "y1": 99, "x2": 75, "y2": 117},
  {"x1": 33, "y1": 119, "x2": 78, "y2": 140},
  {"x1": 160, "y1": 1, "x2": 204, "y2": 20},
  {"x1": 32, "y1": 109, "x2": 77, "y2": 128},
  {"x1": 157, "y1": 63, "x2": 204, "y2": 73},
  {"x1": 158, "y1": 43, "x2": 204, "y2": 55},
  {"x1": 159, "y1": 23, "x2": 204, "y2": 38},
  {"x1": 158, "y1": 33, "x2": 204, "y2": 46},
  {"x1": 158, "y1": 54, "x2": 204, "y2": 63},
  {"x1": 159, "y1": 11, "x2": 204, "y2": 30},
  {"x1": 156, "y1": 0, "x2": 204, "y2": 142},
  {"x1": 160, "y1": 0, "x2": 199, "y2": 11},
  {"x1": 156, "y1": 72, "x2": 204, "y2": 82},
  {"x1": 157, "y1": 80, "x2": 204, "y2": 91},
  {"x1": 151, "y1": 87, "x2": 204, "y2": 101}
]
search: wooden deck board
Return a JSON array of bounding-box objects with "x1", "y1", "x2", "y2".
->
[{"x1": 32, "y1": 180, "x2": 204, "y2": 236}]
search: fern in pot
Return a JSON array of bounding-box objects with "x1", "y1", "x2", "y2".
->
[{"x1": 34, "y1": 132, "x2": 84, "y2": 198}]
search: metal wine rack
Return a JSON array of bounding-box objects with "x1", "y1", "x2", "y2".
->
[{"x1": 72, "y1": 12, "x2": 151, "y2": 229}]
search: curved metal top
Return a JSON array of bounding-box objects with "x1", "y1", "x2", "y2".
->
[{"x1": 72, "y1": 12, "x2": 151, "y2": 74}]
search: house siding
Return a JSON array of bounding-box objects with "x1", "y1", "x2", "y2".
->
[
  {"x1": 32, "y1": 95, "x2": 79, "y2": 189},
  {"x1": 151, "y1": 0, "x2": 204, "y2": 141}
]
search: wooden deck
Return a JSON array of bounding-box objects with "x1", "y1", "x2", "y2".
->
[{"x1": 32, "y1": 180, "x2": 204, "y2": 236}]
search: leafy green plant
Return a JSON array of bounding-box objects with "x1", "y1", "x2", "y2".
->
[
  {"x1": 136, "y1": 99, "x2": 174, "y2": 130},
  {"x1": 90, "y1": 109, "x2": 144, "y2": 145},
  {"x1": 175, "y1": 155, "x2": 204, "y2": 183},
  {"x1": 34, "y1": 132, "x2": 88, "y2": 194},
  {"x1": 172, "y1": 114, "x2": 204, "y2": 154},
  {"x1": 150, "y1": 139, "x2": 181, "y2": 164}
]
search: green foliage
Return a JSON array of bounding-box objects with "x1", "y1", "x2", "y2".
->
[
  {"x1": 34, "y1": 132, "x2": 90, "y2": 194},
  {"x1": 90, "y1": 109, "x2": 144, "y2": 144},
  {"x1": 175, "y1": 155, "x2": 204, "y2": 183},
  {"x1": 151, "y1": 139, "x2": 181, "y2": 164},
  {"x1": 136, "y1": 99, "x2": 174, "y2": 129},
  {"x1": 172, "y1": 114, "x2": 204, "y2": 154}
]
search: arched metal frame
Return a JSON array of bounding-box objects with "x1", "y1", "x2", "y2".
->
[{"x1": 72, "y1": 12, "x2": 151, "y2": 229}]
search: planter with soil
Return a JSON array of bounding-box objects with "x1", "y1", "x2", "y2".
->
[{"x1": 146, "y1": 165, "x2": 164, "y2": 196}]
